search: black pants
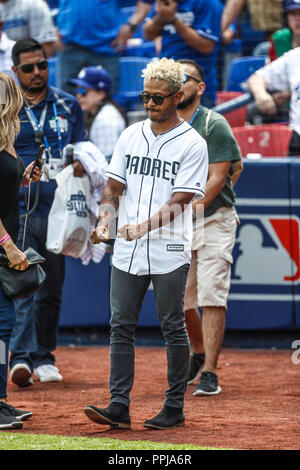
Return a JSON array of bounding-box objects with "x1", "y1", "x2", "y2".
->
[
  {"x1": 109, "y1": 264, "x2": 190, "y2": 409},
  {"x1": 289, "y1": 131, "x2": 300, "y2": 157}
]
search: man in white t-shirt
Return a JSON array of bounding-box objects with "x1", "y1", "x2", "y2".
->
[
  {"x1": 83, "y1": 57, "x2": 208, "y2": 430},
  {"x1": 248, "y1": 47, "x2": 300, "y2": 156},
  {"x1": 0, "y1": 0, "x2": 56, "y2": 57}
]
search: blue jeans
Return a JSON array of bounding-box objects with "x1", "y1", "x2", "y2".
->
[
  {"x1": 0, "y1": 284, "x2": 16, "y2": 398},
  {"x1": 109, "y1": 264, "x2": 190, "y2": 409},
  {"x1": 57, "y1": 43, "x2": 120, "y2": 95},
  {"x1": 9, "y1": 216, "x2": 65, "y2": 371}
]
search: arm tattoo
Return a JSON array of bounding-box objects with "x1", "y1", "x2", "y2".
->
[{"x1": 101, "y1": 193, "x2": 120, "y2": 210}]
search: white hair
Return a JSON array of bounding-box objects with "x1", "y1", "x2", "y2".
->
[{"x1": 142, "y1": 57, "x2": 184, "y2": 93}]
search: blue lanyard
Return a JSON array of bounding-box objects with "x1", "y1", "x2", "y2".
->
[
  {"x1": 52, "y1": 101, "x2": 63, "y2": 155},
  {"x1": 25, "y1": 100, "x2": 64, "y2": 156},
  {"x1": 190, "y1": 106, "x2": 201, "y2": 126},
  {"x1": 25, "y1": 104, "x2": 50, "y2": 150}
]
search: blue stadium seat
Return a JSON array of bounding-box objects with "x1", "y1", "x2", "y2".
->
[
  {"x1": 226, "y1": 56, "x2": 267, "y2": 92},
  {"x1": 252, "y1": 41, "x2": 270, "y2": 57},
  {"x1": 114, "y1": 56, "x2": 153, "y2": 110}
]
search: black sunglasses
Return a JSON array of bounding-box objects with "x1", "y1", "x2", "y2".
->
[
  {"x1": 139, "y1": 91, "x2": 175, "y2": 105},
  {"x1": 183, "y1": 73, "x2": 201, "y2": 84},
  {"x1": 17, "y1": 60, "x2": 48, "y2": 74}
]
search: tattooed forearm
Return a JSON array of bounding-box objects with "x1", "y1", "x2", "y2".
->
[{"x1": 101, "y1": 193, "x2": 120, "y2": 210}]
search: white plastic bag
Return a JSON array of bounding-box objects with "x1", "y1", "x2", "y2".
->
[{"x1": 46, "y1": 165, "x2": 90, "y2": 258}]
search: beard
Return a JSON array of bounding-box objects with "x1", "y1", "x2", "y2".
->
[
  {"x1": 20, "y1": 80, "x2": 47, "y2": 104},
  {"x1": 177, "y1": 91, "x2": 198, "y2": 110},
  {"x1": 20, "y1": 83, "x2": 47, "y2": 93}
]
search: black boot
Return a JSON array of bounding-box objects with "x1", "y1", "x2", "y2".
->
[
  {"x1": 84, "y1": 402, "x2": 131, "y2": 429},
  {"x1": 143, "y1": 405, "x2": 185, "y2": 430}
]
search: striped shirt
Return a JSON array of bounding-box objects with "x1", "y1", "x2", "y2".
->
[
  {"x1": 107, "y1": 118, "x2": 208, "y2": 275},
  {"x1": 1, "y1": 0, "x2": 56, "y2": 44}
]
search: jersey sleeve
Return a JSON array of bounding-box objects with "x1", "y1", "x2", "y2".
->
[
  {"x1": 106, "y1": 132, "x2": 127, "y2": 185},
  {"x1": 193, "y1": 0, "x2": 222, "y2": 43},
  {"x1": 256, "y1": 51, "x2": 291, "y2": 92},
  {"x1": 173, "y1": 137, "x2": 208, "y2": 198}
]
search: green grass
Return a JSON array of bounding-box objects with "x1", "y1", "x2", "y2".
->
[{"x1": 0, "y1": 432, "x2": 223, "y2": 451}]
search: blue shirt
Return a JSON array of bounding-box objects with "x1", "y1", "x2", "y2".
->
[
  {"x1": 145, "y1": 0, "x2": 223, "y2": 103},
  {"x1": 17, "y1": 86, "x2": 86, "y2": 216},
  {"x1": 57, "y1": 0, "x2": 120, "y2": 55}
]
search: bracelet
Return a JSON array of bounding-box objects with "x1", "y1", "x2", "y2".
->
[
  {"x1": 127, "y1": 20, "x2": 138, "y2": 32},
  {"x1": 0, "y1": 233, "x2": 11, "y2": 245}
]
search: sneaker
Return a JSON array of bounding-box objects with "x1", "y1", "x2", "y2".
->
[
  {"x1": 143, "y1": 405, "x2": 185, "y2": 430},
  {"x1": 187, "y1": 353, "x2": 205, "y2": 385},
  {"x1": 4, "y1": 403, "x2": 32, "y2": 421},
  {"x1": 10, "y1": 363, "x2": 33, "y2": 388},
  {"x1": 33, "y1": 365, "x2": 63, "y2": 383},
  {"x1": 0, "y1": 402, "x2": 23, "y2": 430},
  {"x1": 193, "y1": 371, "x2": 222, "y2": 396},
  {"x1": 84, "y1": 403, "x2": 131, "y2": 429}
]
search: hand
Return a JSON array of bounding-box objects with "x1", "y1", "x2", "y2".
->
[
  {"x1": 24, "y1": 161, "x2": 42, "y2": 184},
  {"x1": 2, "y1": 239, "x2": 29, "y2": 271},
  {"x1": 222, "y1": 28, "x2": 235, "y2": 45},
  {"x1": 256, "y1": 92, "x2": 277, "y2": 115},
  {"x1": 111, "y1": 24, "x2": 133, "y2": 53},
  {"x1": 156, "y1": 0, "x2": 178, "y2": 23},
  {"x1": 90, "y1": 223, "x2": 109, "y2": 244},
  {"x1": 118, "y1": 223, "x2": 147, "y2": 241},
  {"x1": 73, "y1": 160, "x2": 84, "y2": 177},
  {"x1": 272, "y1": 91, "x2": 291, "y2": 108}
]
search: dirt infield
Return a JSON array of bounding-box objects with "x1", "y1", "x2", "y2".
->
[{"x1": 6, "y1": 346, "x2": 300, "y2": 450}]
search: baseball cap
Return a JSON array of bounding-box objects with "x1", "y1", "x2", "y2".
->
[
  {"x1": 69, "y1": 66, "x2": 112, "y2": 92},
  {"x1": 284, "y1": 0, "x2": 300, "y2": 11}
]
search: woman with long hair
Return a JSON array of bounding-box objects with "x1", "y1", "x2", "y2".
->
[
  {"x1": 69, "y1": 66, "x2": 127, "y2": 162},
  {"x1": 0, "y1": 73, "x2": 41, "y2": 429}
]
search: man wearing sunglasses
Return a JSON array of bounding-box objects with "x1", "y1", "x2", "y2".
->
[
  {"x1": 84, "y1": 57, "x2": 208, "y2": 430},
  {"x1": 177, "y1": 59, "x2": 242, "y2": 397},
  {"x1": 8, "y1": 38, "x2": 85, "y2": 388}
]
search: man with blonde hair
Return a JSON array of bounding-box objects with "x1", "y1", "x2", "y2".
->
[{"x1": 84, "y1": 57, "x2": 208, "y2": 430}]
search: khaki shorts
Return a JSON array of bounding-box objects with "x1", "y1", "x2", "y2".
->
[{"x1": 184, "y1": 207, "x2": 239, "y2": 310}]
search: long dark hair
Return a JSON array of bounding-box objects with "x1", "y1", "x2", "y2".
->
[{"x1": 84, "y1": 94, "x2": 128, "y2": 135}]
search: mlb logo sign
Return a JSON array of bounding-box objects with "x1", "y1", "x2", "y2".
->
[{"x1": 231, "y1": 215, "x2": 300, "y2": 286}]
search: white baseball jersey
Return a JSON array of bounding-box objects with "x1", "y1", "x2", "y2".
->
[
  {"x1": 256, "y1": 47, "x2": 300, "y2": 136},
  {"x1": 106, "y1": 118, "x2": 208, "y2": 275}
]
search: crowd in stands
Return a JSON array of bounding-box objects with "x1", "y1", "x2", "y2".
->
[{"x1": 0, "y1": 0, "x2": 299, "y2": 158}]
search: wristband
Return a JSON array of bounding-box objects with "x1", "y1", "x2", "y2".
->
[
  {"x1": 127, "y1": 20, "x2": 138, "y2": 32},
  {"x1": 0, "y1": 233, "x2": 11, "y2": 245}
]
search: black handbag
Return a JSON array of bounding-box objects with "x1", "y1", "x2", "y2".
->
[
  {"x1": 0, "y1": 247, "x2": 46, "y2": 299},
  {"x1": 0, "y1": 157, "x2": 46, "y2": 299}
]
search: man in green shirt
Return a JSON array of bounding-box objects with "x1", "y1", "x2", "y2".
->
[{"x1": 177, "y1": 59, "x2": 242, "y2": 396}]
